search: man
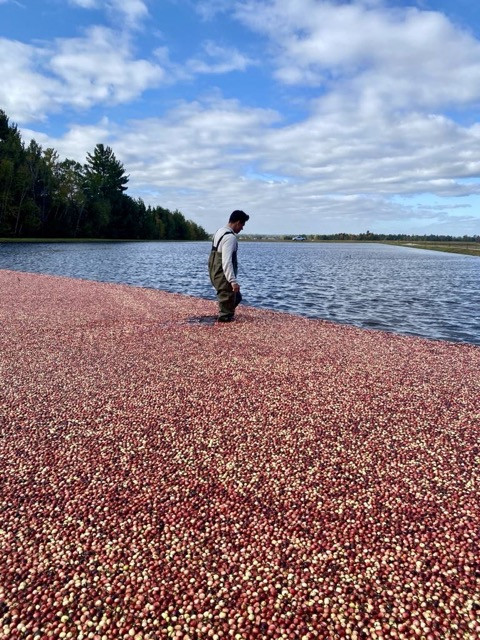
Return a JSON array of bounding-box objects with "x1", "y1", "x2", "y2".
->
[{"x1": 208, "y1": 210, "x2": 250, "y2": 322}]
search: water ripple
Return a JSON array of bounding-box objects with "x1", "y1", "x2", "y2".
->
[{"x1": 1, "y1": 241, "x2": 479, "y2": 345}]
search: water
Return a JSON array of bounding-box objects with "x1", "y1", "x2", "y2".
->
[{"x1": 1, "y1": 241, "x2": 479, "y2": 345}]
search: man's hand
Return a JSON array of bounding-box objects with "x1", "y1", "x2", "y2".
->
[{"x1": 232, "y1": 282, "x2": 240, "y2": 293}]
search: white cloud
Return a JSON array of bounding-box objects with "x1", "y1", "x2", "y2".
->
[
  {"x1": 0, "y1": 38, "x2": 59, "y2": 121},
  {"x1": 24, "y1": 92, "x2": 480, "y2": 234},
  {"x1": 69, "y1": 0, "x2": 149, "y2": 26},
  {"x1": 0, "y1": 28, "x2": 164, "y2": 122},
  {"x1": 107, "y1": 0, "x2": 149, "y2": 27},
  {"x1": 186, "y1": 41, "x2": 256, "y2": 74},
  {"x1": 50, "y1": 26, "x2": 163, "y2": 105},
  {"x1": 256, "y1": 110, "x2": 480, "y2": 197},
  {"x1": 21, "y1": 118, "x2": 114, "y2": 162},
  {"x1": 234, "y1": 0, "x2": 480, "y2": 112},
  {"x1": 69, "y1": 0, "x2": 98, "y2": 8},
  {"x1": 194, "y1": 0, "x2": 232, "y2": 20}
]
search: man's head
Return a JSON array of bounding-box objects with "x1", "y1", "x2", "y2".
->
[{"x1": 228, "y1": 210, "x2": 249, "y2": 233}]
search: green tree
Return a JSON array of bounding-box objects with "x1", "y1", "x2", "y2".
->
[
  {"x1": 84, "y1": 143, "x2": 128, "y2": 199},
  {"x1": 13, "y1": 140, "x2": 43, "y2": 236},
  {"x1": 0, "y1": 110, "x2": 27, "y2": 235},
  {"x1": 51, "y1": 158, "x2": 86, "y2": 237},
  {"x1": 82, "y1": 144, "x2": 129, "y2": 236},
  {"x1": 0, "y1": 110, "x2": 209, "y2": 240}
]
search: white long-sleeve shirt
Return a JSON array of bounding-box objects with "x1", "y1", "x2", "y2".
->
[{"x1": 213, "y1": 225, "x2": 239, "y2": 284}]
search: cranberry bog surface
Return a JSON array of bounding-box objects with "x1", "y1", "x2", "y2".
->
[{"x1": 1, "y1": 270, "x2": 479, "y2": 640}]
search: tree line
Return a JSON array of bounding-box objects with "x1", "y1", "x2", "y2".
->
[
  {"x1": 244, "y1": 232, "x2": 480, "y2": 242},
  {"x1": 0, "y1": 109, "x2": 209, "y2": 240},
  {"x1": 304, "y1": 231, "x2": 480, "y2": 242}
]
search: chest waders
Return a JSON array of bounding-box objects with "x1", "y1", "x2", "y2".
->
[{"x1": 208, "y1": 231, "x2": 241, "y2": 320}]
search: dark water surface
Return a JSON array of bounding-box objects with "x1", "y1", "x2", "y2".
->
[{"x1": 1, "y1": 241, "x2": 479, "y2": 345}]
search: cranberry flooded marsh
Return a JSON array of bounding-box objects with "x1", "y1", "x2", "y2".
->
[
  {"x1": 0, "y1": 270, "x2": 479, "y2": 639},
  {"x1": 0, "y1": 241, "x2": 479, "y2": 345}
]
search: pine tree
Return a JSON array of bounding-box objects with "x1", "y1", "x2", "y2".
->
[{"x1": 82, "y1": 144, "x2": 129, "y2": 236}]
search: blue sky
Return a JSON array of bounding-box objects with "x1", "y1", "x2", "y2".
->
[{"x1": 1, "y1": 0, "x2": 480, "y2": 235}]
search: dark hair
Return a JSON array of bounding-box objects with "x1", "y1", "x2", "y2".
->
[{"x1": 229, "y1": 210, "x2": 250, "y2": 223}]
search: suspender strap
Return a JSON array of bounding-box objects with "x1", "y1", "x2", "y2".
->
[{"x1": 211, "y1": 230, "x2": 234, "y2": 251}]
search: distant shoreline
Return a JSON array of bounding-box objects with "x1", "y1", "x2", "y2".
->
[{"x1": 1, "y1": 236, "x2": 479, "y2": 256}]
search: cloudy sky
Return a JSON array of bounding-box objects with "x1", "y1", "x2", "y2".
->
[{"x1": 1, "y1": 0, "x2": 480, "y2": 235}]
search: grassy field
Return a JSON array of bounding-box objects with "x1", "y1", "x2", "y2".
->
[{"x1": 384, "y1": 241, "x2": 480, "y2": 257}]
